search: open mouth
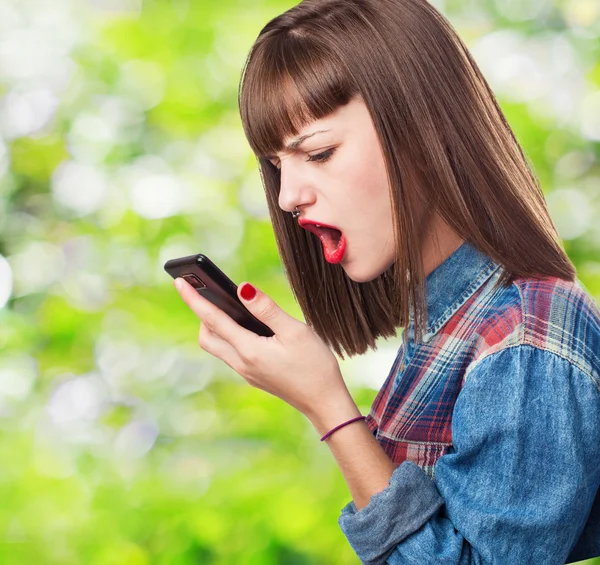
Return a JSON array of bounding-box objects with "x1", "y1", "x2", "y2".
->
[{"x1": 301, "y1": 223, "x2": 346, "y2": 264}]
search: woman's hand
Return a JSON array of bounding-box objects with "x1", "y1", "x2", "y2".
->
[{"x1": 173, "y1": 278, "x2": 359, "y2": 429}]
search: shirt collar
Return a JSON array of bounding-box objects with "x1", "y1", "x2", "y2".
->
[{"x1": 408, "y1": 241, "x2": 502, "y2": 344}]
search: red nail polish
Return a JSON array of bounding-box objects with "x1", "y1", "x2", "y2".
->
[{"x1": 240, "y1": 283, "x2": 256, "y2": 301}]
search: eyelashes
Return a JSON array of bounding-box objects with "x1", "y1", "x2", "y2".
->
[
  {"x1": 269, "y1": 147, "x2": 337, "y2": 171},
  {"x1": 306, "y1": 147, "x2": 336, "y2": 164}
]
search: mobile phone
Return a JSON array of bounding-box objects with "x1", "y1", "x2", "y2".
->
[{"x1": 164, "y1": 253, "x2": 274, "y2": 338}]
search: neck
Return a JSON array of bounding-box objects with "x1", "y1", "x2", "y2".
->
[{"x1": 422, "y1": 212, "x2": 465, "y2": 277}]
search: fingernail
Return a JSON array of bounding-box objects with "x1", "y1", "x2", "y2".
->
[
  {"x1": 240, "y1": 282, "x2": 256, "y2": 301},
  {"x1": 174, "y1": 278, "x2": 183, "y2": 290}
]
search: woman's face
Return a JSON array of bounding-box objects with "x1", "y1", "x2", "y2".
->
[{"x1": 270, "y1": 96, "x2": 396, "y2": 283}]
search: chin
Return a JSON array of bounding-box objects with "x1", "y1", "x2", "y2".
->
[
  {"x1": 342, "y1": 264, "x2": 386, "y2": 284},
  {"x1": 341, "y1": 252, "x2": 395, "y2": 283}
]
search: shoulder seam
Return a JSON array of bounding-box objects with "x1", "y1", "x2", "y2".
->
[
  {"x1": 465, "y1": 343, "x2": 600, "y2": 394},
  {"x1": 514, "y1": 279, "x2": 525, "y2": 344}
]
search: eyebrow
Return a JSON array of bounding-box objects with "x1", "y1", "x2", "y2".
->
[{"x1": 266, "y1": 129, "x2": 331, "y2": 159}]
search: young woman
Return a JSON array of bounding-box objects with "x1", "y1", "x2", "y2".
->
[{"x1": 173, "y1": 0, "x2": 600, "y2": 562}]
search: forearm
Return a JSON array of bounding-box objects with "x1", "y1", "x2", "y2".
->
[{"x1": 306, "y1": 394, "x2": 396, "y2": 510}]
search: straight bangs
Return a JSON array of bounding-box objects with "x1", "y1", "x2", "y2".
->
[{"x1": 239, "y1": 30, "x2": 357, "y2": 160}]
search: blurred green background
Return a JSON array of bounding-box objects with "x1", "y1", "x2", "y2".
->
[{"x1": 0, "y1": 0, "x2": 598, "y2": 563}]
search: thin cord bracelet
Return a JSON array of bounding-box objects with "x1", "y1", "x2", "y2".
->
[{"x1": 320, "y1": 415, "x2": 366, "y2": 442}]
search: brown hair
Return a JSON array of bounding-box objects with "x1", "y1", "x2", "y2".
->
[{"x1": 238, "y1": 0, "x2": 575, "y2": 359}]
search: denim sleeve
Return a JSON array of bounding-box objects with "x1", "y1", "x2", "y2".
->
[{"x1": 338, "y1": 345, "x2": 600, "y2": 565}]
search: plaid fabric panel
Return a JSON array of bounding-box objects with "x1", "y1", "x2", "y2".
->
[{"x1": 367, "y1": 266, "x2": 600, "y2": 480}]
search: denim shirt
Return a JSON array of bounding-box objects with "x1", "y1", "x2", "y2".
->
[{"x1": 338, "y1": 241, "x2": 600, "y2": 564}]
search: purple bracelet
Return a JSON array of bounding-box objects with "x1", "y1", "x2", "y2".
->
[{"x1": 320, "y1": 415, "x2": 366, "y2": 442}]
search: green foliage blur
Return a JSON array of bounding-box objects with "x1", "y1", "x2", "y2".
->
[{"x1": 0, "y1": 0, "x2": 599, "y2": 563}]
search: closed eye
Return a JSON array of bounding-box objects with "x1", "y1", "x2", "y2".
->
[
  {"x1": 307, "y1": 147, "x2": 336, "y2": 164},
  {"x1": 267, "y1": 147, "x2": 336, "y2": 170}
]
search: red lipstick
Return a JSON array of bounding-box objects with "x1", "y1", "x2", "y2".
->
[{"x1": 298, "y1": 218, "x2": 346, "y2": 264}]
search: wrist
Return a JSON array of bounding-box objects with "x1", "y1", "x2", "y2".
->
[{"x1": 306, "y1": 397, "x2": 362, "y2": 437}]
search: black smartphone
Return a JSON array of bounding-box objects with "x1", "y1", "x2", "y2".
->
[{"x1": 164, "y1": 253, "x2": 274, "y2": 338}]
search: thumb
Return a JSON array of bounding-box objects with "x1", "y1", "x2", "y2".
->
[{"x1": 238, "y1": 282, "x2": 293, "y2": 333}]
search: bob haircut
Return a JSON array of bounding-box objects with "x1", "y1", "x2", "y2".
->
[{"x1": 238, "y1": 0, "x2": 575, "y2": 359}]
